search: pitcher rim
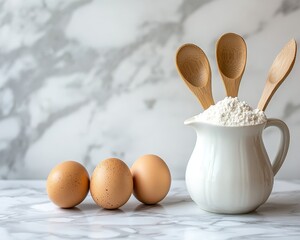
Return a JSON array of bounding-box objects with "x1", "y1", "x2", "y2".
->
[{"x1": 184, "y1": 116, "x2": 268, "y2": 128}]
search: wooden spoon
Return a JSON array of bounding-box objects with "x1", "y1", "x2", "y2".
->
[
  {"x1": 176, "y1": 43, "x2": 214, "y2": 109},
  {"x1": 216, "y1": 33, "x2": 247, "y2": 97},
  {"x1": 257, "y1": 39, "x2": 297, "y2": 111}
]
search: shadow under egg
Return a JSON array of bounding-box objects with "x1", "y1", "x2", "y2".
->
[
  {"x1": 134, "y1": 203, "x2": 165, "y2": 212},
  {"x1": 76, "y1": 202, "x2": 101, "y2": 211}
]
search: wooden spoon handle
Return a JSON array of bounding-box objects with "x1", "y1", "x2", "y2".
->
[
  {"x1": 181, "y1": 77, "x2": 214, "y2": 109},
  {"x1": 220, "y1": 75, "x2": 242, "y2": 97},
  {"x1": 257, "y1": 81, "x2": 278, "y2": 111},
  {"x1": 193, "y1": 84, "x2": 215, "y2": 109}
]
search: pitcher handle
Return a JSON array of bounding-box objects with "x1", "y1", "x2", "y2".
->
[{"x1": 264, "y1": 118, "x2": 290, "y2": 176}]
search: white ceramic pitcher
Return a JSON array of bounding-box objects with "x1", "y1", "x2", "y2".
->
[{"x1": 184, "y1": 117, "x2": 290, "y2": 214}]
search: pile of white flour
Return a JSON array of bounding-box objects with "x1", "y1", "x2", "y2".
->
[{"x1": 195, "y1": 97, "x2": 267, "y2": 126}]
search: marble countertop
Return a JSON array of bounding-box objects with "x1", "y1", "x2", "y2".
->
[{"x1": 1, "y1": 180, "x2": 300, "y2": 240}]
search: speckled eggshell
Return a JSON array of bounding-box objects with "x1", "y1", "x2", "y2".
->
[
  {"x1": 90, "y1": 158, "x2": 133, "y2": 210},
  {"x1": 46, "y1": 161, "x2": 90, "y2": 208},
  {"x1": 131, "y1": 154, "x2": 171, "y2": 204}
]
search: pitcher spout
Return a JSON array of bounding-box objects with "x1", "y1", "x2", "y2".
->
[{"x1": 184, "y1": 116, "x2": 199, "y2": 126}]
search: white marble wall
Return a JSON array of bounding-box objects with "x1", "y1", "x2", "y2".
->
[{"x1": 0, "y1": 0, "x2": 299, "y2": 179}]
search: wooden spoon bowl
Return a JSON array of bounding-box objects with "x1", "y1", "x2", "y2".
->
[
  {"x1": 176, "y1": 43, "x2": 214, "y2": 109},
  {"x1": 257, "y1": 39, "x2": 297, "y2": 111},
  {"x1": 216, "y1": 33, "x2": 247, "y2": 97}
]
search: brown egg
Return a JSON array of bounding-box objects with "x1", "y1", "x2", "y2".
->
[
  {"x1": 90, "y1": 158, "x2": 133, "y2": 209},
  {"x1": 46, "y1": 161, "x2": 90, "y2": 208},
  {"x1": 131, "y1": 154, "x2": 171, "y2": 204}
]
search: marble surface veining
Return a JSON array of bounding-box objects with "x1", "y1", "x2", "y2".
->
[
  {"x1": 1, "y1": 180, "x2": 300, "y2": 239},
  {"x1": 0, "y1": 0, "x2": 300, "y2": 179}
]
